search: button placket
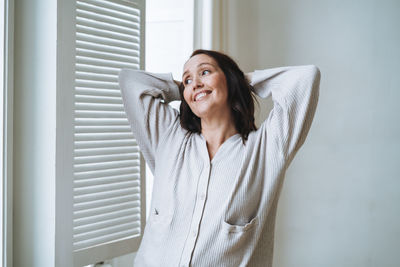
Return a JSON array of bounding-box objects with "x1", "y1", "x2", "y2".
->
[{"x1": 179, "y1": 163, "x2": 211, "y2": 266}]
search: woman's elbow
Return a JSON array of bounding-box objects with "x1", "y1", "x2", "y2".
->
[{"x1": 301, "y1": 65, "x2": 321, "y2": 81}]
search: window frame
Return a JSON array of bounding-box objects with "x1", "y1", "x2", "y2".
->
[{"x1": 2, "y1": 0, "x2": 14, "y2": 266}]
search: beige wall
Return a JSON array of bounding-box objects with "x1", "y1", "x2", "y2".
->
[{"x1": 221, "y1": 0, "x2": 400, "y2": 266}]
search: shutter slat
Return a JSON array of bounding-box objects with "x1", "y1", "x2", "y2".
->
[
  {"x1": 76, "y1": 71, "x2": 118, "y2": 83},
  {"x1": 74, "y1": 173, "x2": 140, "y2": 188},
  {"x1": 76, "y1": 33, "x2": 139, "y2": 53},
  {"x1": 74, "y1": 166, "x2": 139, "y2": 180},
  {"x1": 75, "y1": 94, "x2": 123, "y2": 104},
  {"x1": 74, "y1": 199, "x2": 140, "y2": 219},
  {"x1": 76, "y1": 80, "x2": 121, "y2": 90},
  {"x1": 77, "y1": 48, "x2": 139, "y2": 65},
  {"x1": 74, "y1": 146, "x2": 138, "y2": 157},
  {"x1": 75, "y1": 89, "x2": 121, "y2": 98},
  {"x1": 82, "y1": 0, "x2": 141, "y2": 16},
  {"x1": 74, "y1": 159, "x2": 140, "y2": 173},
  {"x1": 77, "y1": 24, "x2": 137, "y2": 44},
  {"x1": 75, "y1": 125, "x2": 131, "y2": 133},
  {"x1": 74, "y1": 187, "x2": 140, "y2": 206},
  {"x1": 75, "y1": 103, "x2": 124, "y2": 112},
  {"x1": 74, "y1": 152, "x2": 139, "y2": 165},
  {"x1": 75, "y1": 132, "x2": 134, "y2": 141},
  {"x1": 74, "y1": 180, "x2": 140, "y2": 196},
  {"x1": 76, "y1": 63, "x2": 121, "y2": 76},
  {"x1": 74, "y1": 195, "x2": 140, "y2": 214},
  {"x1": 76, "y1": 30, "x2": 139, "y2": 47},
  {"x1": 74, "y1": 207, "x2": 141, "y2": 228},
  {"x1": 74, "y1": 118, "x2": 129, "y2": 126},
  {"x1": 74, "y1": 221, "x2": 140, "y2": 244},
  {"x1": 76, "y1": 9, "x2": 139, "y2": 29},
  {"x1": 77, "y1": 1, "x2": 139, "y2": 24},
  {"x1": 76, "y1": 16, "x2": 139, "y2": 36},
  {"x1": 74, "y1": 228, "x2": 140, "y2": 251},
  {"x1": 77, "y1": 40, "x2": 139, "y2": 59},
  {"x1": 77, "y1": 55, "x2": 138, "y2": 69},
  {"x1": 73, "y1": 0, "x2": 143, "y2": 255},
  {"x1": 74, "y1": 214, "x2": 140, "y2": 235},
  {"x1": 74, "y1": 110, "x2": 126, "y2": 118}
]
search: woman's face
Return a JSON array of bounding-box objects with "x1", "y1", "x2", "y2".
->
[{"x1": 182, "y1": 54, "x2": 230, "y2": 119}]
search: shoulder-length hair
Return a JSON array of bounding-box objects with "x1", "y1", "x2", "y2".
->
[{"x1": 178, "y1": 49, "x2": 257, "y2": 143}]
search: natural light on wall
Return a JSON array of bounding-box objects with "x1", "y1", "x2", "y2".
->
[{"x1": 144, "y1": 0, "x2": 194, "y2": 219}]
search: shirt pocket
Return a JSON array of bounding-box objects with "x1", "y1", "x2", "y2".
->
[
  {"x1": 215, "y1": 216, "x2": 259, "y2": 265},
  {"x1": 221, "y1": 216, "x2": 259, "y2": 234}
]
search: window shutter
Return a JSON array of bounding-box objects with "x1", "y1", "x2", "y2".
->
[{"x1": 72, "y1": 0, "x2": 146, "y2": 265}]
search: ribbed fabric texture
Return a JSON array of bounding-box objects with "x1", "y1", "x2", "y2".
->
[{"x1": 118, "y1": 65, "x2": 321, "y2": 267}]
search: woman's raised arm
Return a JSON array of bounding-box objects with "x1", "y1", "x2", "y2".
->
[
  {"x1": 118, "y1": 69, "x2": 181, "y2": 172},
  {"x1": 248, "y1": 65, "x2": 321, "y2": 164}
]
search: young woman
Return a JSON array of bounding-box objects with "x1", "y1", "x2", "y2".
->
[{"x1": 119, "y1": 49, "x2": 321, "y2": 267}]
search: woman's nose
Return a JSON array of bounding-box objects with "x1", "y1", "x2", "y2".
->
[{"x1": 192, "y1": 76, "x2": 204, "y2": 90}]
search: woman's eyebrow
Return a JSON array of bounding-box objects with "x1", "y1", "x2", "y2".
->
[
  {"x1": 198, "y1": 62, "x2": 214, "y2": 68},
  {"x1": 182, "y1": 63, "x2": 215, "y2": 78}
]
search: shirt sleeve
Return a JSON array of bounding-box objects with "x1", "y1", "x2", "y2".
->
[
  {"x1": 250, "y1": 65, "x2": 321, "y2": 164},
  {"x1": 118, "y1": 69, "x2": 181, "y2": 172}
]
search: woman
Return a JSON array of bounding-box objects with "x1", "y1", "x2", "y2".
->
[{"x1": 119, "y1": 49, "x2": 321, "y2": 267}]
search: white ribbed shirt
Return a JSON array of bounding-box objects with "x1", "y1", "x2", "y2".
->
[{"x1": 119, "y1": 65, "x2": 321, "y2": 267}]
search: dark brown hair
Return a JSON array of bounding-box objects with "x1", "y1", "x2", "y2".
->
[{"x1": 178, "y1": 49, "x2": 257, "y2": 142}]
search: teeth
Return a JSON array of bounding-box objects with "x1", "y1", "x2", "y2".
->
[{"x1": 195, "y1": 92, "x2": 207, "y2": 101}]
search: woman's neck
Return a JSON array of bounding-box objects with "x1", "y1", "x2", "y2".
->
[{"x1": 201, "y1": 115, "x2": 238, "y2": 161}]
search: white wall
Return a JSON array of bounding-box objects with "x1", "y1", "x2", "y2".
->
[
  {"x1": 221, "y1": 0, "x2": 400, "y2": 266},
  {"x1": 145, "y1": 0, "x2": 193, "y2": 220},
  {"x1": 146, "y1": 0, "x2": 193, "y2": 78},
  {"x1": 13, "y1": 0, "x2": 57, "y2": 266}
]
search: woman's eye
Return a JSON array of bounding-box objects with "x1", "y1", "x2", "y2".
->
[
  {"x1": 184, "y1": 78, "x2": 192, "y2": 85},
  {"x1": 202, "y1": 70, "x2": 210, "y2": 75}
]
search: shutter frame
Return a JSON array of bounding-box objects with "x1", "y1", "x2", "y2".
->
[{"x1": 56, "y1": 0, "x2": 146, "y2": 266}]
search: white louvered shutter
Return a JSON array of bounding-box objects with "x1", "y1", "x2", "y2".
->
[{"x1": 72, "y1": 0, "x2": 146, "y2": 265}]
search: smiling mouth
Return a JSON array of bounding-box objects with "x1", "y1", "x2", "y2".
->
[{"x1": 194, "y1": 90, "x2": 212, "y2": 102}]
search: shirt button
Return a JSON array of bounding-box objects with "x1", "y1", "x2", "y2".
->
[
  {"x1": 200, "y1": 194, "x2": 206, "y2": 200},
  {"x1": 192, "y1": 230, "x2": 197, "y2": 237}
]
